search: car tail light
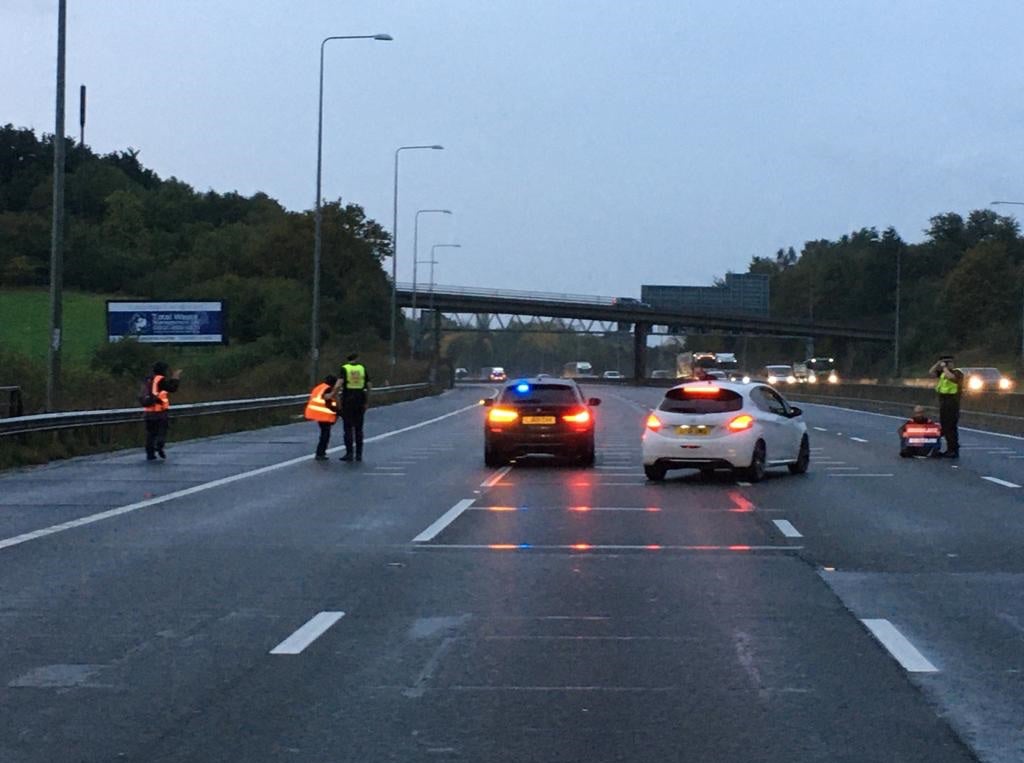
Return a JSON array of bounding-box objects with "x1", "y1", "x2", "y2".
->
[
  {"x1": 684, "y1": 385, "x2": 720, "y2": 395},
  {"x1": 726, "y1": 414, "x2": 755, "y2": 432},
  {"x1": 562, "y1": 409, "x2": 592, "y2": 424},
  {"x1": 488, "y1": 407, "x2": 519, "y2": 424},
  {"x1": 645, "y1": 414, "x2": 662, "y2": 431}
]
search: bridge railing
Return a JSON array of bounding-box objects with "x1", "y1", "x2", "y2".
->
[{"x1": 396, "y1": 282, "x2": 615, "y2": 307}]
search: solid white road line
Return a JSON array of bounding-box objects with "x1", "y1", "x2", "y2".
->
[
  {"x1": 480, "y1": 466, "x2": 512, "y2": 488},
  {"x1": 981, "y1": 476, "x2": 1021, "y2": 489},
  {"x1": 813, "y1": 426, "x2": 828, "y2": 432},
  {"x1": 861, "y1": 619, "x2": 937, "y2": 673},
  {"x1": 828, "y1": 473, "x2": 894, "y2": 478},
  {"x1": 270, "y1": 611, "x2": 345, "y2": 655},
  {"x1": 0, "y1": 402, "x2": 480, "y2": 553},
  {"x1": 772, "y1": 519, "x2": 803, "y2": 538},
  {"x1": 412, "y1": 499, "x2": 476, "y2": 543},
  {"x1": 849, "y1": 437, "x2": 869, "y2": 443},
  {"x1": 421, "y1": 544, "x2": 805, "y2": 552},
  {"x1": 825, "y1": 466, "x2": 860, "y2": 471}
]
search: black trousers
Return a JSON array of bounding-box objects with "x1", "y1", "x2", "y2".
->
[
  {"x1": 144, "y1": 414, "x2": 169, "y2": 458},
  {"x1": 342, "y1": 396, "x2": 366, "y2": 457},
  {"x1": 316, "y1": 422, "x2": 333, "y2": 457},
  {"x1": 939, "y1": 395, "x2": 960, "y2": 454}
]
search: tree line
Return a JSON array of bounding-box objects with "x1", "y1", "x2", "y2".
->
[
  {"x1": 746, "y1": 213, "x2": 1024, "y2": 372},
  {"x1": 0, "y1": 124, "x2": 394, "y2": 352}
]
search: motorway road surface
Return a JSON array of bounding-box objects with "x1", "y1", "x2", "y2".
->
[{"x1": 1, "y1": 384, "x2": 1023, "y2": 762}]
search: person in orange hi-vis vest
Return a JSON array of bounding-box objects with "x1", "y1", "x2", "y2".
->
[
  {"x1": 305, "y1": 374, "x2": 339, "y2": 460},
  {"x1": 141, "y1": 361, "x2": 182, "y2": 461}
]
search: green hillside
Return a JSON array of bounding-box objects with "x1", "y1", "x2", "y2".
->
[{"x1": 0, "y1": 289, "x2": 109, "y2": 364}]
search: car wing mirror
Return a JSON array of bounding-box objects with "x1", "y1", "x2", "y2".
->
[
  {"x1": 788, "y1": 406, "x2": 802, "y2": 417},
  {"x1": 588, "y1": 397, "x2": 602, "y2": 406},
  {"x1": 481, "y1": 398, "x2": 494, "y2": 407}
]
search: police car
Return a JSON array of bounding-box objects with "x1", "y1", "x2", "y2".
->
[{"x1": 642, "y1": 380, "x2": 809, "y2": 482}]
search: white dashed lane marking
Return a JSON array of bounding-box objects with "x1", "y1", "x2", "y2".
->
[
  {"x1": 412, "y1": 499, "x2": 476, "y2": 543},
  {"x1": 772, "y1": 519, "x2": 803, "y2": 538},
  {"x1": 270, "y1": 611, "x2": 345, "y2": 655},
  {"x1": 849, "y1": 437, "x2": 869, "y2": 443},
  {"x1": 861, "y1": 619, "x2": 937, "y2": 673},
  {"x1": 981, "y1": 476, "x2": 1021, "y2": 489}
]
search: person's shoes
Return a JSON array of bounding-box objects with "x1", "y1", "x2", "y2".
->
[
  {"x1": 146, "y1": 454, "x2": 157, "y2": 461},
  {"x1": 355, "y1": 454, "x2": 363, "y2": 462},
  {"x1": 158, "y1": 449, "x2": 166, "y2": 459},
  {"x1": 340, "y1": 454, "x2": 354, "y2": 462},
  {"x1": 314, "y1": 454, "x2": 328, "y2": 461},
  {"x1": 947, "y1": 451, "x2": 959, "y2": 459}
]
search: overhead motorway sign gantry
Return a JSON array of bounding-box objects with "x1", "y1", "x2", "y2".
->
[{"x1": 106, "y1": 301, "x2": 227, "y2": 345}]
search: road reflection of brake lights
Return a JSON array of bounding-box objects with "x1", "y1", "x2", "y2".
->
[
  {"x1": 489, "y1": 544, "x2": 517, "y2": 550},
  {"x1": 571, "y1": 543, "x2": 592, "y2": 551},
  {"x1": 727, "y1": 414, "x2": 755, "y2": 432}
]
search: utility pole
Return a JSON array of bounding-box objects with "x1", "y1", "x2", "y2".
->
[
  {"x1": 46, "y1": 0, "x2": 68, "y2": 411},
  {"x1": 79, "y1": 84, "x2": 86, "y2": 146},
  {"x1": 894, "y1": 246, "x2": 902, "y2": 378}
]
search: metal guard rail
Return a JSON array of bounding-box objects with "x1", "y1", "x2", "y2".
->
[{"x1": 0, "y1": 384, "x2": 430, "y2": 437}]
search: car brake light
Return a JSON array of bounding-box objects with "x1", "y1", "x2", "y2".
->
[
  {"x1": 645, "y1": 414, "x2": 662, "y2": 431},
  {"x1": 727, "y1": 414, "x2": 755, "y2": 432},
  {"x1": 563, "y1": 409, "x2": 591, "y2": 424},
  {"x1": 684, "y1": 385, "x2": 720, "y2": 395},
  {"x1": 488, "y1": 407, "x2": 519, "y2": 424}
]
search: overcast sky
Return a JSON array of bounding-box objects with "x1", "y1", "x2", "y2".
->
[{"x1": 5, "y1": 1, "x2": 1024, "y2": 297}]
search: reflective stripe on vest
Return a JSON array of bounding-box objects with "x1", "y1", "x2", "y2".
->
[
  {"x1": 304, "y1": 383, "x2": 337, "y2": 423},
  {"x1": 342, "y1": 363, "x2": 367, "y2": 391},
  {"x1": 936, "y1": 375, "x2": 959, "y2": 395},
  {"x1": 143, "y1": 374, "x2": 170, "y2": 413}
]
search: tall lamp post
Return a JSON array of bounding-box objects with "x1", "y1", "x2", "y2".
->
[
  {"x1": 991, "y1": 201, "x2": 1024, "y2": 366},
  {"x1": 389, "y1": 145, "x2": 444, "y2": 378},
  {"x1": 309, "y1": 32, "x2": 392, "y2": 387},
  {"x1": 425, "y1": 243, "x2": 462, "y2": 383},
  {"x1": 428, "y1": 243, "x2": 462, "y2": 313},
  {"x1": 411, "y1": 209, "x2": 452, "y2": 356}
]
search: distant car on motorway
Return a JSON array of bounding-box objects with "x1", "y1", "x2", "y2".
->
[
  {"x1": 763, "y1": 365, "x2": 797, "y2": 385},
  {"x1": 602, "y1": 370, "x2": 625, "y2": 380},
  {"x1": 642, "y1": 380, "x2": 809, "y2": 482},
  {"x1": 483, "y1": 378, "x2": 601, "y2": 466},
  {"x1": 650, "y1": 369, "x2": 674, "y2": 379},
  {"x1": 455, "y1": 367, "x2": 469, "y2": 380},
  {"x1": 961, "y1": 367, "x2": 1014, "y2": 392},
  {"x1": 613, "y1": 297, "x2": 652, "y2": 309},
  {"x1": 488, "y1": 367, "x2": 508, "y2": 382}
]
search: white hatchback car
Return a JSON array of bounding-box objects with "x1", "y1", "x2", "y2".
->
[{"x1": 641, "y1": 381, "x2": 809, "y2": 482}]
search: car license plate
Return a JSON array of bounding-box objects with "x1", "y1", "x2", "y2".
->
[
  {"x1": 523, "y1": 416, "x2": 556, "y2": 425},
  {"x1": 676, "y1": 425, "x2": 711, "y2": 436}
]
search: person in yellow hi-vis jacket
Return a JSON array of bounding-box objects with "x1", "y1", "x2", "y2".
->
[
  {"x1": 304, "y1": 374, "x2": 338, "y2": 461},
  {"x1": 331, "y1": 353, "x2": 370, "y2": 462}
]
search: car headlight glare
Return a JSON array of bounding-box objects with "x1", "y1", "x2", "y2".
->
[{"x1": 968, "y1": 376, "x2": 984, "y2": 391}]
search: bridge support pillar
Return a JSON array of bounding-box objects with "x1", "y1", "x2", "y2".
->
[
  {"x1": 633, "y1": 322, "x2": 649, "y2": 380},
  {"x1": 804, "y1": 337, "x2": 815, "y2": 360}
]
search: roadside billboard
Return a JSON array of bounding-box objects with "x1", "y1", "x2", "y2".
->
[{"x1": 106, "y1": 301, "x2": 227, "y2": 344}]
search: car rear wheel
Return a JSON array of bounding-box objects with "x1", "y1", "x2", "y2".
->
[
  {"x1": 484, "y1": 444, "x2": 505, "y2": 468},
  {"x1": 740, "y1": 440, "x2": 767, "y2": 483},
  {"x1": 644, "y1": 463, "x2": 666, "y2": 482},
  {"x1": 788, "y1": 435, "x2": 810, "y2": 475},
  {"x1": 699, "y1": 467, "x2": 716, "y2": 480},
  {"x1": 578, "y1": 439, "x2": 596, "y2": 468}
]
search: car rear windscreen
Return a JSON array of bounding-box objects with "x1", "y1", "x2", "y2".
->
[
  {"x1": 501, "y1": 384, "x2": 578, "y2": 405},
  {"x1": 659, "y1": 387, "x2": 743, "y2": 414}
]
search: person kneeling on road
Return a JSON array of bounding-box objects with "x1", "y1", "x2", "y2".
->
[
  {"x1": 898, "y1": 405, "x2": 941, "y2": 458},
  {"x1": 304, "y1": 374, "x2": 339, "y2": 461}
]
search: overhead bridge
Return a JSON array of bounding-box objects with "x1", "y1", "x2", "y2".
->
[{"x1": 395, "y1": 283, "x2": 892, "y2": 378}]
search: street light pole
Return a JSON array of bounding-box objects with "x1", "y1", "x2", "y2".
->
[
  {"x1": 894, "y1": 245, "x2": 901, "y2": 378},
  {"x1": 388, "y1": 144, "x2": 444, "y2": 378},
  {"x1": 991, "y1": 201, "x2": 1024, "y2": 367},
  {"x1": 45, "y1": 0, "x2": 67, "y2": 411},
  {"x1": 428, "y1": 243, "x2": 462, "y2": 313},
  {"x1": 309, "y1": 33, "x2": 392, "y2": 387},
  {"x1": 411, "y1": 209, "x2": 452, "y2": 357}
]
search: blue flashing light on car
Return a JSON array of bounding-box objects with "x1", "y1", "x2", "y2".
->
[{"x1": 515, "y1": 383, "x2": 530, "y2": 393}]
